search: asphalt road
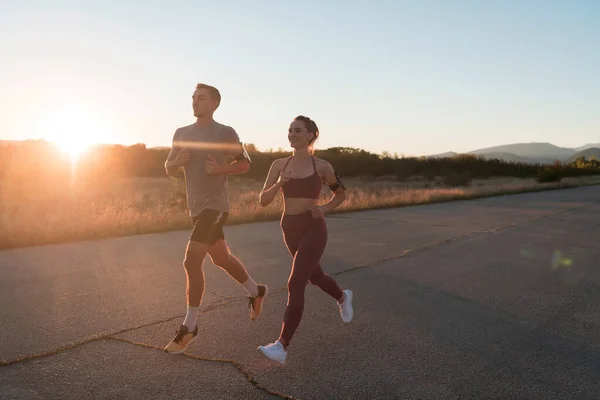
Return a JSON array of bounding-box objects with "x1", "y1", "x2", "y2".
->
[{"x1": 1, "y1": 185, "x2": 599, "y2": 399}]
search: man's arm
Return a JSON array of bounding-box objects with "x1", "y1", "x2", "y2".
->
[
  {"x1": 223, "y1": 160, "x2": 250, "y2": 174},
  {"x1": 218, "y1": 151, "x2": 250, "y2": 175},
  {"x1": 206, "y1": 127, "x2": 251, "y2": 175},
  {"x1": 165, "y1": 131, "x2": 188, "y2": 176},
  {"x1": 165, "y1": 156, "x2": 187, "y2": 176}
]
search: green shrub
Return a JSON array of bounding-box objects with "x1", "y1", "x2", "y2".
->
[
  {"x1": 443, "y1": 171, "x2": 472, "y2": 187},
  {"x1": 537, "y1": 167, "x2": 562, "y2": 183}
]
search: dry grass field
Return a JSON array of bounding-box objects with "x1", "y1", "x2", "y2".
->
[{"x1": 1, "y1": 174, "x2": 600, "y2": 250}]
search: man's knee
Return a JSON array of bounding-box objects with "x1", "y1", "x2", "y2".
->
[
  {"x1": 183, "y1": 241, "x2": 208, "y2": 272},
  {"x1": 208, "y1": 240, "x2": 232, "y2": 267},
  {"x1": 209, "y1": 252, "x2": 231, "y2": 268}
]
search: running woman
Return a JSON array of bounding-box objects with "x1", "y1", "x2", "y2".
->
[
  {"x1": 256, "y1": 115, "x2": 353, "y2": 364},
  {"x1": 164, "y1": 83, "x2": 268, "y2": 354}
]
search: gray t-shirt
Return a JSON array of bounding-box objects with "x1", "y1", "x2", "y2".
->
[{"x1": 167, "y1": 120, "x2": 244, "y2": 217}]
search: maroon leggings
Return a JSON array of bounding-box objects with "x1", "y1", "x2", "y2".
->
[{"x1": 279, "y1": 211, "x2": 343, "y2": 346}]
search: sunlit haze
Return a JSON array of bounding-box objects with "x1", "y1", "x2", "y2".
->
[
  {"x1": 32, "y1": 104, "x2": 110, "y2": 160},
  {"x1": 1, "y1": 1, "x2": 599, "y2": 156}
]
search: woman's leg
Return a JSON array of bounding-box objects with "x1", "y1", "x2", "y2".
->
[
  {"x1": 257, "y1": 216, "x2": 352, "y2": 363},
  {"x1": 297, "y1": 220, "x2": 343, "y2": 301},
  {"x1": 284, "y1": 217, "x2": 343, "y2": 302},
  {"x1": 278, "y1": 217, "x2": 328, "y2": 347},
  {"x1": 308, "y1": 265, "x2": 344, "y2": 302}
]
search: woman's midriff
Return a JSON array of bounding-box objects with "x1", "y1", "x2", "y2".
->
[{"x1": 283, "y1": 197, "x2": 319, "y2": 215}]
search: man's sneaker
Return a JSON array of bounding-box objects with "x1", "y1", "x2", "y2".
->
[
  {"x1": 338, "y1": 289, "x2": 354, "y2": 323},
  {"x1": 257, "y1": 340, "x2": 287, "y2": 365},
  {"x1": 164, "y1": 325, "x2": 198, "y2": 354},
  {"x1": 249, "y1": 284, "x2": 268, "y2": 321}
]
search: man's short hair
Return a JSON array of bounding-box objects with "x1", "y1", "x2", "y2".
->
[{"x1": 195, "y1": 83, "x2": 221, "y2": 108}]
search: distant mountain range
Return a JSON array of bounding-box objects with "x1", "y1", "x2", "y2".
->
[
  {"x1": 569, "y1": 147, "x2": 600, "y2": 162},
  {"x1": 429, "y1": 142, "x2": 600, "y2": 164}
]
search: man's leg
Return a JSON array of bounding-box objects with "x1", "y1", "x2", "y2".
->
[
  {"x1": 207, "y1": 213, "x2": 267, "y2": 320},
  {"x1": 208, "y1": 239, "x2": 255, "y2": 293},
  {"x1": 183, "y1": 240, "x2": 210, "y2": 327},
  {"x1": 165, "y1": 210, "x2": 217, "y2": 354},
  {"x1": 208, "y1": 238, "x2": 268, "y2": 320}
]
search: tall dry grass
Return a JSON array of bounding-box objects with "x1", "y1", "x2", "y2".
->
[{"x1": 1, "y1": 174, "x2": 599, "y2": 250}]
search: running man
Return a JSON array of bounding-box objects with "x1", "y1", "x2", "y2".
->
[{"x1": 164, "y1": 83, "x2": 268, "y2": 354}]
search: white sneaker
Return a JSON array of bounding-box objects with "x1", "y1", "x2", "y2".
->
[
  {"x1": 257, "y1": 340, "x2": 287, "y2": 365},
  {"x1": 338, "y1": 289, "x2": 354, "y2": 323}
]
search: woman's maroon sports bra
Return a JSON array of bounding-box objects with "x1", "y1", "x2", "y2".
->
[{"x1": 281, "y1": 156, "x2": 322, "y2": 199}]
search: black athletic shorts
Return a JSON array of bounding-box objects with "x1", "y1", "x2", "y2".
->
[{"x1": 190, "y1": 209, "x2": 229, "y2": 245}]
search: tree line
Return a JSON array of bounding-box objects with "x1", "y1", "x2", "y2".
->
[{"x1": 1, "y1": 140, "x2": 599, "y2": 189}]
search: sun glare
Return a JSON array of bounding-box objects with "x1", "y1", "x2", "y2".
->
[
  {"x1": 55, "y1": 139, "x2": 90, "y2": 161},
  {"x1": 40, "y1": 105, "x2": 100, "y2": 161}
]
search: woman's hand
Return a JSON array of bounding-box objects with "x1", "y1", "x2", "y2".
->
[
  {"x1": 311, "y1": 206, "x2": 325, "y2": 219},
  {"x1": 277, "y1": 169, "x2": 292, "y2": 186}
]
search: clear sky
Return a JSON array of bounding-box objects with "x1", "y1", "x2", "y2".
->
[{"x1": 1, "y1": 0, "x2": 598, "y2": 157}]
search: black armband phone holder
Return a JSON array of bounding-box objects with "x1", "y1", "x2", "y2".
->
[
  {"x1": 328, "y1": 172, "x2": 346, "y2": 191},
  {"x1": 233, "y1": 144, "x2": 252, "y2": 163}
]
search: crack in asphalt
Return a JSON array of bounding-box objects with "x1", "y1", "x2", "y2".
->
[
  {"x1": 0, "y1": 308, "x2": 300, "y2": 399},
  {"x1": 0, "y1": 297, "x2": 247, "y2": 367},
  {"x1": 2, "y1": 200, "x2": 596, "y2": 399},
  {"x1": 108, "y1": 336, "x2": 301, "y2": 400}
]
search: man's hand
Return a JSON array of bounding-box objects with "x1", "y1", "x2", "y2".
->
[
  {"x1": 174, "y1": 149, "x2": 190, "y2": 167},
  {"x1": 165, "y1": 149, "x2": 190, "y2": 176},
  {"x1": 205, "y1": 155, "x2": 222, "y2": 175}
]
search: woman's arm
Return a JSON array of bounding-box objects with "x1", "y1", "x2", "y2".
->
[
  {"x1": 311, "y1": 160, "x2": 346, "y2": 218},
  {"x1": 320, "y1": 161, "x2": 346, "y2": 213},
  {"x1": 259, "y1": 159, "x2": 286, "y2": 207}
]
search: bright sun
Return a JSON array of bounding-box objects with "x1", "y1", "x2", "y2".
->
[
  {"x1": 41, "y1": 105, "x2": 98, "y2": 161},
  {"x1": 55, "y1": 138, "x2": 90, "y2": 161}
]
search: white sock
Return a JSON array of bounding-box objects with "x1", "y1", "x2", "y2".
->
[
  {"x1": 183, "y1": 305, "x2": 199, "y2": 331},
  {"x1": 242, "y1": 277, "x2": 259, "y2": 298}
]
